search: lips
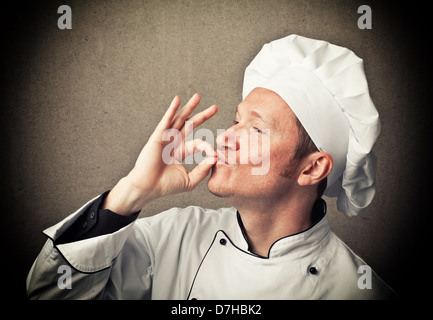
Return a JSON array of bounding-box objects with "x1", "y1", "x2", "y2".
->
[{"x1": 216, "y1": 150, "x2": 230, "y2": 165}]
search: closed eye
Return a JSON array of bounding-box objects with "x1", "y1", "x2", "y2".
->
[{"x1": 234, "y1": 121, "x2": 264, "y2": 134}]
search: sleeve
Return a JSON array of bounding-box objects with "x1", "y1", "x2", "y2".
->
[
  {"x1": 26, "y1": 195, "x2": 155, "y2": 300},
  {"x1": 55, "y1": 191, "x2": 139, "y2": 245}
]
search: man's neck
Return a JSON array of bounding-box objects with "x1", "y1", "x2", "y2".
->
[{"x1": 235, "y1": 194, "x2": 316, "y2": 258}]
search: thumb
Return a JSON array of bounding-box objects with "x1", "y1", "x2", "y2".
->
[{"x1": 185, "y1": 140, "x2": 217, "y2": 190}]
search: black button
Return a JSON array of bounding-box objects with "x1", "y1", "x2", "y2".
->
[
  {"x1": 191, "y1": 298, "x2": 197, "y2": 300},
  {"x1": 219, "y1": 238, "x2": 227, "y2": 245},
  {"x1": 89, "y1": 211, "x2": 95, "y2": 219},
  {"x1": 82, "y1": 220, "x2": 88, "y2": 228},
  {"x1": 309, "y1": 267, "x2": 317, "y2": 275}
]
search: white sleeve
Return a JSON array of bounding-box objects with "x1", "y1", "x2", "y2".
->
[{"x1": 26, "y1": 196, "x2": 155, "y2": 300}]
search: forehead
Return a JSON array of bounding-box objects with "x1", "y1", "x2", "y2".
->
[{"x1": 238, "y1": 87, "x2": 298, "y2": 134}]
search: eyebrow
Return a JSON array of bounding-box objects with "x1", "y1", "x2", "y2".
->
[{"x1": 236, "y1": 105, "x2": 268, "y2": 123}]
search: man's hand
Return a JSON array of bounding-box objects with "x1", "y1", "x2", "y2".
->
[{"x1": 103, "y1": 94, "x2": 218, "y2": 216}]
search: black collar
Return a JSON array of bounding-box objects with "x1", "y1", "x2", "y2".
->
[{"x1": 235, "y1": 198, "x2": 327, "y2": 258}]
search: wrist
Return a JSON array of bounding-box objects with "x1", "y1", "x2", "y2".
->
[{"x1": 102, "y1": 176, "x2": 151, "y2": 216}]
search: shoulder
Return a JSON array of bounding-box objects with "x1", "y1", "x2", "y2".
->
[
  {"x1": 144, "y1": 205, "x2": 236, "y2": 226},
  {"x1": 135, "y1": 205, "x2": 237, "y2": 240},
  {"x1": 321, "y1": 233, "x2": 397, "y2": 299}
]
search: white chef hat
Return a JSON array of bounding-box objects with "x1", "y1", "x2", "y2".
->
[{"x1": 243, "y1": 34, "x2": 381, "y2": 216}]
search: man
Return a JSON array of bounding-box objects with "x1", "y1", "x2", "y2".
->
[{"x1": 26, "y1": 35, "x2": 396, "y2": 299}]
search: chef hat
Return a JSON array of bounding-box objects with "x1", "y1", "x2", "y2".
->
[{"x1": 243, "y1": 34, "x2": 381, "y2": 216}]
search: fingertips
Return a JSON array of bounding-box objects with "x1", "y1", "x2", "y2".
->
[
  {"x1": 168, "y1": 95, "x2": 181, "y2": 113},
  {"x1": 205, "y1": 104, "x2": 218, "y2": 119},
  {"x1": 183, "y1": 93, "x2": 201, "y2": 112},
  {"x1": 189, "y1": 93, "x2": 200, "y2": 104},
  {"x1": 156, "y1": 96, "x2": 181, "y2": 131},
  {"x1": 187, "y1": 155, "x2": 215, "y2": 190}
]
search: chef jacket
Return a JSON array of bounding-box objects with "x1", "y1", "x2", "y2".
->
[{"x1": 26, "y1": 193, "x2": 396, "y2": 299}]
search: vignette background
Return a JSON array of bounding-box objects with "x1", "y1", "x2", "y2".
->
[{"x1": 1, "y1": 0, "x2": 430, "y2": 300}]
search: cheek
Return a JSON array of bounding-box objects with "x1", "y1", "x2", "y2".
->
[
  {"x1": 269, "y1": 140, "x2": 297, "y2": 172},
  {"x1": 244, "y1": 132, "x2": 297, "y2": 177},
  {"x1": 246, "y1": 131, "x2": 271, "y2": 163}
]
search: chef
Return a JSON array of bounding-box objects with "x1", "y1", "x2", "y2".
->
[{"x1": 26, "y1": 35, "x2": 396, "y2": 299}]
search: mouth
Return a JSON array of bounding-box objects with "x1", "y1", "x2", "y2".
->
[{"x1": 216, "y1": 150, "x2": 230, "y2": 165}]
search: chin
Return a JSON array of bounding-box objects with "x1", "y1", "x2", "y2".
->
[{"x1": 207, "y1": 166, "x2": 234, "y2": 198}]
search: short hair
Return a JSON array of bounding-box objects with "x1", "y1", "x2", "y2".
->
[{"x1": 293, "y1": 117, "x2": 327, "y2": 198}]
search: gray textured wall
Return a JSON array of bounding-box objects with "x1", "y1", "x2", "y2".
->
[{"x1": 2, "y1": 0, "x2": 429, "y2": 299}]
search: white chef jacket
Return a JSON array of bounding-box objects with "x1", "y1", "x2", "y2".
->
[{"x1": 26, "y1": 196, "x2": 396, "y2": 299}]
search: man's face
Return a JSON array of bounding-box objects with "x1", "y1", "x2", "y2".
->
[{"x1": 207, "y1": 87, "x2": 301, "y2": 203}]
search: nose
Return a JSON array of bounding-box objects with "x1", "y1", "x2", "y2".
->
[{"x1": 216, "y1": 128, "x2": 240, "y2": 151}]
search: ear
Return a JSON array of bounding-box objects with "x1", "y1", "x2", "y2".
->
[{"x1": 297, "y1": 152, "x2": 333, "y2": 187}]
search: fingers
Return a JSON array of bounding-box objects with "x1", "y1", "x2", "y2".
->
[
  {"x1": 187, "y1": 160, "x2": 216, "y2": 190},
  {"x1": 181, "y1": 104, "x2": 218, "y2": 138},
  {"x1": 168, "y1": 139, "x2": 216, "y2": 190},
  {"x1": 155, "y1": 96, "x2": 181, "y2": 132},
  {"x1": 171, "y1": 93, "x2": 201, "y2": 130},
  {"x1": 185, "y1": 140, "x2": 217, "y2": 190},
  {"x1": 155, "y1": 94, "x2": 218, "y2": 137},
  {"x1": 173, "y1": 139, "x2": 216, "y2": 164}
]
